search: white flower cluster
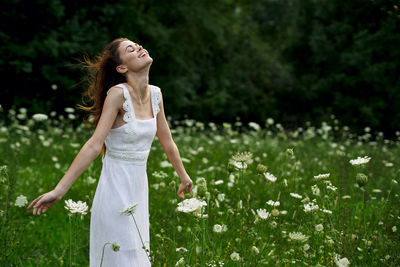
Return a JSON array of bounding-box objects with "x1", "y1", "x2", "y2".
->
[
  {"x1": 32, "y1": 113, "x2": 48, "y2": 121},
  {"x1": 311, "y1": 184, "x2": 320, "y2": 196},
  {"x1": 64, "y1": 199, "x2": 88, "y2": 215},
  {"x1": 349, "y1": 156, "x2": 371, "y2": 166},
  {"x1": 314, "y1": 173, "x2": 330, "y2": 180},
  {"x1": 120, "y1": 203, "x2": 138, "y2": 216},
  {"x1": 325, "y1": 180, "x2": 337, "y2": 191},
  {"x1": 231, "y1": 151, "x2": 253, "y2": 163},
  {"x1": 152, "y1": 170, "x2": 169, "y2": 179},
  {"x1": 213, "y1": 224, "x2": 228, "y2": 233},
  {"x1": 229, "y1": 159, "x2": 247, "y2": 170},
  {"x1": 266, "y1": 200, "x2": 280, "y2": 207},
  {"x1": 175, "y1": 257, "x2": 185, "y2": 266},
  {"x1": 264, "y1": 172, "x2": 277, "y2": 182},
  {"x1": 257, "y1": 208, "x2": 270, "y2": 220},
  {"x1": 230, "y1": 252, "x2": 240, "y2": 261},
  {"x1": 334, "y1": 254, "x2": 350, "y2": 267},
  {"x1": 290, "y1": 193, "x2": 302, "y2": 199},
  {"x1": 15, "y1": 195, "x2": 28, "y2": 207},
  {"x1": 288, "y1": 231, "x2": 308, "y2": 242},
  {"x1": 177, "y1": 198, "x2": 207, "y2": 218},
  {"x1": 303, "y1": 199, "x2": 319, "y2": 213}
]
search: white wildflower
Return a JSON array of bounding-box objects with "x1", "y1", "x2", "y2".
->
[
  {"x1": 230, "y1": 159, "x2": 247, "y2": 170},
  {"x1": 257, "y1": 208, "x2": 270, "y2": 220},
  {"x1": 249, "y1": 122, "x2": 261, "y2": 131},
  {"x1": 120, "y1": 203, "x2": 138, "y2": 216},
  {"x1": 230, "y1": 252, "x2": 240, "y2": 261},
  {"x1": 175, "y1": 257, "x2": 185, "y2": 266},
  {"x1": 315, "y1": 224, "x2": 324, "y2": 232},
  {"x1": 349, "y1": 156, "x2": 371, "y2": 166},
  {"x1": 232, "y1": 151, "x2": 253, "y2": 164},
  {"x1": 334, "y1": 254, "x2": 350, "y2": 267},
  {"x1": 288, "y1": 232, "x2": 308, "y2": 242},
  {"x1": 321, "y1": 209, "x2": 333, "y2": 214},
  {"x1": 311, "y1": 184, "x2": 320, "y2": 196},
  {"x1": 177, "y1": 198, "x2": 207, "y2": 216},
  {"x1": 64, "y1": 199, "x2": 88, "y2": 215},
  {"x1": 264, "y1": 172, "x2": 277, "y2": 182},
  {"x1": 15, "y1": 195, "x2": 28, "y2": 207},
  {"x1": 252, "y1": 245, "x2": 260, "y2": 254},
  {"x1": 64, "y1": 107, "x2": 75, "y2": 113},
  {"x1": 213, "y1": 224, "x2": 227, "y2": 233},
  {"x1": 314, "y1": 173, "x2": 330, "y2": 180},
  {"x1": 304, "y1": 201, "x2": 319, "y2": 212},
  {"x1": 327, "y1": 184, "x2": 337, "y2": 191},
  {"x1": 217, "y1": 193, "x2": 225, "y2": 202},
  {"x1": 290, "y1": 193, "x2": 302, "y2": 199},
  {"x1": 176, "y1": 247, "x2": 188, "y2": 253},
  {"x1": 32, "y1": 113, "x2": 48, "y2": 121},
  {"x1": 214, "y1": 179, "x2": 224, "y2": 185},
  {"x1": 160, "y1": 160, "x2": 172, "y2": 168},
  {"x1": 266, "y1": 200, "x2": 280, "y2": 207},
  {"x1": 87, "y1": 176, "x2": 96, "y2": 184},
  {"x1": 266, "y1": 118, "x2": 274, "y2": 125}
]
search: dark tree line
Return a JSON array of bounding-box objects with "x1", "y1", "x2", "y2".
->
[{"x1": 1, "y1": 0, "x2": 399, "y2": 137}]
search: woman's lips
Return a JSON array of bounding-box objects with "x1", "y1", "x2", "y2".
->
[{"x1": 139, "y1": 50, "x2": 148, "y2": 58}]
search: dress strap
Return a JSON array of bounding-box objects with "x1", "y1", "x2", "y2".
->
[
  {"x1": 113, "y1": 83, "x2": 136, "y2": 122},
  {"x1": 151, "y1": 85, "x2": 162, "y2": 117}
]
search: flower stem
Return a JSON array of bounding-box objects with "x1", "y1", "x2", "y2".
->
[
  {"x1": 100, "y1": 242, "x2": 111, "y2": 267},
  {"x1": 130, "y1": 214, "x2": 151, "y2": 263},
  {"x1": 202, "y1": 206, "x2": 205, "y2": 266},
  {"x1": 69, "y1": 214, "x2": 72, "y2": 267}
]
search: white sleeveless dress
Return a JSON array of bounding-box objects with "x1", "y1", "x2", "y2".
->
[{"x1": 89, "y1": 83, "x2": 161, "y2": 267}]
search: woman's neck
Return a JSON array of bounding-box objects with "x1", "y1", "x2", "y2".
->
[{"x1": 125, "y1": 74, "x2": 149, "y2": 105}]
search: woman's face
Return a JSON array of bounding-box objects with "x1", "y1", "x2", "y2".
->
[{"x1": 117, "y1": 40, "x2": 153, "y2": 74}]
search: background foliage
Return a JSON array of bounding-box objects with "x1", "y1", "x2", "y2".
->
[{"x1": 1, "y1": 0, "x2": 399, "y2": 137}]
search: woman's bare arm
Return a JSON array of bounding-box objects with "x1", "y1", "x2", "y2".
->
[
  {"x1": 27, "y1": 86, "x2": 124, "y2": 215},
  {"x1": 156, "y1": 90, "x2": 192, "y2": 199},
  {"x1": 54, "y1": 87, "x2": 124, "y2": 196}
]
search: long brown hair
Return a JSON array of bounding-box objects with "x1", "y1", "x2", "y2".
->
[{"x1": 76, "y1": 37, "x2": 128, "y2": 157}]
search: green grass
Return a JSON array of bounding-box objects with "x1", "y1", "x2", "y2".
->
[{"x1": 0, "y1": 110, "x2": 399, "y2": 266}]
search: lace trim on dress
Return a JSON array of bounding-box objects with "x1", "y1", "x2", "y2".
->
[
  {"x1": 110, "y1": 84, "x2": 137, "y2": 136},
  {"x1": 107, "y1": 84, "x2": 136, "y2": 123},
  {"x1": 105, "y1": 149, "x2": 150, "y2": 165},
  {"x1": 151, "y1": 86, "x2": 162, "y2": 116},
  {"x1": 122, "y1": 86, "x2": 135, "y2": 123}
]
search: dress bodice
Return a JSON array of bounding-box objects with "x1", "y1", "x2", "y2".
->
[{"x1": 102, "y1": 83, "x2": 162, "y2": 164}]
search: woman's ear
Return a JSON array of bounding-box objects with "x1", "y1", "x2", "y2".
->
[{"x1": 116, "y1": 65, "x2": 127, "y2": 74}]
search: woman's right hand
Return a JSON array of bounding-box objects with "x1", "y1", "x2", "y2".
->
[{"x1": 27, "y1": 189, "x2": 63, "y2": 215}]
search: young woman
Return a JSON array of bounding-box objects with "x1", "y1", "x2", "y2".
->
[{"x1": 27, "y1": 37, "x2": 193, "y2": 266}]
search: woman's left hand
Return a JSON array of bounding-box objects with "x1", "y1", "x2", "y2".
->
[{"x1": 177, "y1": 176, "x2": 193, "y2": 200}]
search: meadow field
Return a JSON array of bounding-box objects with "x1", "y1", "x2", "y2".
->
[{"x1": 0, "y1": 107, "x2": 399, "y2": 266}]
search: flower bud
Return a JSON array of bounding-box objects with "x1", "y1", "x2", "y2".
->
[
  {"x1": 256, "y1": 164, "x2": 268, "y2": 174},
  {"x1": 356, "y1": 173, "x2": 368, "y2": 187},
  {"x1": 271, "y1": 209, "x2": 280, "y2": 217},
  {"x1": 196, "y1": 177, "x2": 208, "y2": 198},
  {"x1": 112, "y1": 243, "x2": 120, "y2": 252}
]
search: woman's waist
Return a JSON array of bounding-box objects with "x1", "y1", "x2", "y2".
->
[{"x1": 103, "y1": 148, "x2": 150, "y2": 165}]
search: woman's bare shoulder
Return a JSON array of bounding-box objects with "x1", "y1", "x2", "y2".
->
[
  {"x1": 104, "y1": 86, "x2": 125, "y2": 110},
  {"x1": 106, "y1": 85, "x2": 125, "y2": 97}
]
